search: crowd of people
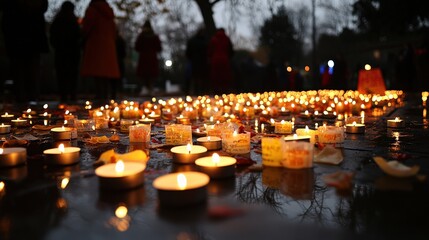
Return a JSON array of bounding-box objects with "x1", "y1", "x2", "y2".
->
[{"x1": 1, "y1": 0, "x2": 428, "y2": 105}]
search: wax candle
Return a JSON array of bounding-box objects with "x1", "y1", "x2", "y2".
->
[
  {"x1": 295, "y1": 126, "x2": 317, "y2": 143},
  {"x1": 1, "y1": 112, "x2": 14, "y2": 122},
  {"x1": 139, "y1": 116, "x2": 155, "y2": 125},
  {"x1": 261, "y1": 137, "x2": 285, "y2": 167},
  {"x1": 120, "y1": 119, "x2": 134, "y2": 133},
  {"x1": 11, "y1": 118, "x2": 27, "y2": 127},
  {"x1": 129, "y1": 124, "x2": 151, "y2": 143},
  {"x1": 176, "y1": 115, "x2": 191, "y2": 125},
  {"x1": 95, "y1": 160, "x2": 146, "y2": 190},
  {"x1": 317, "y1": 126, "x2": 344, "y2": 144},
  {"x1": 274, "y1": 120, "x2": 293, "y2": 134},
  {"x1": 153, "y1": 171, "x2": 210, "y2": 207},
  {"x1": 195, "y1": 153, "x2": 236, "y2": 179},
  {"x1": 196, "y1": 136, "x2": 222, "y2": 150},
  {"x1": 221, "y1": 131, "x2": 251, "y2": 155},
  {"x1": 74, "y1": 119, "x2": 95, "y2": 132},
  {"x1": 165, "y1": 124, "x2": 192, "y2": 146},
  {"x1": 171, "y1": 143, "x2": 207, "y2": 164},
  {"x1": 282, "y1": 141, "x2": 314, "y2": 169},
  {"x1": 0, "y1": 123, "x2": 11, "y2": 134},
  {"x1": 51, "y1": 126, "x2": 78, "y2": 140},
  {"x1": 0, "y1": 147, "x2": 27, "y2": 167},
  {"x1": 387, "y1": 117, "x2": 405, "y2": 128},
  {"x1": 284, "y1": 134, "x2": 310, "y2": 142},
  {"x1": 345, "y1": 121, "x2": 365, "y2": 134},
  {"x1": 43, "y1": 144, "x2": 81, "y2": 165}
]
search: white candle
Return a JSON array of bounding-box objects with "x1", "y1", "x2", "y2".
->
[
  {"x1": 0, "y1": 123, "x2": 11, "y2": 134},
  {"x1": 51, "y1": 126, "x2": 77, "y2": 140},
  {"x1": 221, "y1": 131, "x2": 251, "y2": 155},
  {"x1": 387, "y1": 117, "x2": 404, "y2": 128},
  {"x1": 195, "y1": 153, "x2": 236, "y2": 178},
  {"x1": 196, "y1": 136, "x2": 222, "y2": 150},
  {"x1": 0, "y1": 147, "x2": 27, "y2": 167},
  {"x1": 95, "y1": 160, "x2": 146, "y2": 190},
  {"x1": 345, "y1": 121, "x2": 365, "y2": 134},
  {"x1": 284, "y1": 133, "x2": 310, "y2": 142},
  {"x1": 282, "y1": 141, "x2": 314, "y2": 169},
  {"x1": 170, "y1": 144, "x2": 207, "y2": 164},
  {"x1": 43, "y1": 144, "x2": 80, "y2": 165},
  {"x1": 153, "y1": 171, "x2": 209, "y2": 207}
]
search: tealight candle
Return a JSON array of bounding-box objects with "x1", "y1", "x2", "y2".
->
[
  {"x1": 295, "y1": 126, "x2": 317, "y2": 143},
  {"x1": 95, "y1": 160, "x2": 146, "y2": 190},
  {"x1": 387, "y1": 117, "x2": 405, "y2": 128},
  {"x1": 195, "y1": 153, "x2": 236, "y2": 179},
  {"x1": 51, "y1": 126, "x2": 77, "y2": 140},
  {"x1": 43, "y1": 144, "x2": 81, "y2": 165},
  {"x1": 11, "y1": 118, "x2": 27, "y2": 127},
  {"x1": 139, "y1": 117, "x2": 155, "y2": 125},
  {"x1": 274, "y1": 120, "x2": 293, "y2": 134},
  {"x1": 0, "y1": 147, "x2": 27, "y2": 167},
  {"x1": 196, "y1": 136, "x2": 222, "y2": 150},
  {"x1": 176, "y1": 115, "x2": 191, "y2": 125},
  {"x1": 1, "y1": 113, "x2": 14, "y2": 122},
  {"x1": 171, "y1": 144, "x2": 207, "y2": 164},
  {"x1": 345, "y1": 121, "x2": 365, "y2": 134},
  {"x1": 153, "y1": 171, "x2": 209, "y2": 207},
  {"x1": 0, "y1": 123, "x2": 11, "y2": 134},
  {"x1": 284, "y1": 134, "x2": 310, "y2": 142}
]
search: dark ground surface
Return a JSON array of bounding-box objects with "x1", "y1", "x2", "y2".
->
[{"x1": 0, "y1": 92, "x2": 428, "y2": 240}]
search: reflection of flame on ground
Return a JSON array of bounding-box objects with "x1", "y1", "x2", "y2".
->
[{"x1": 109, "y1": 205, "x2": 131, "y2": 232}]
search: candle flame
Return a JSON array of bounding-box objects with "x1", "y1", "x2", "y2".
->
[
  {"x1": 26, "y1": 108, "x2": 31, "y2": 113},
  {"x1": 1, "y1": 123, "x2": 3, "y2": 126},
  {"x1": 115, "y1": 160, "x2": 124, "y2": 173},
  {"x1": 0, "y1": 181, "x2": 4, "y2": 192},
  {"x1": 352, "y1": 121, "x2": 357, "y2": 126},
  {"x1": 207, "y1": 136, "x2": 211, "y2": 141},
  {"x1": 293, "y1": 134, "x2": 298, "y2": 139},
  {"x1": 43, "y1": 104, "x2": 48, "y2": 109},
  {"x1": 186, "y1": 143, "x2": 192, "y2": 154},
  {"x1": 395, "y1": 117, "x2": 400, "y2": 121},
  {"x1": 305, "y1": 125, "x2": 309, "y2": 132},
  {"x1": 115, "y1": 205, "x2": 128, "y2": 219},
  {"x1": 58, "y1": 144, "x2": 65, "y2": 153},
  {"x1": 0, "y1": 148, "x2": 3, "y2": 154},
  {"x1": 177, "y1": 173, "x2": 187, "y2": 190},
  {"x1": 4, "y1": 112, "x2": 8, "y2": 115},
  {"x1": 212, "y1": 153, "x2": 220, "y2": 165},
  {"x1": 60, "y1": 177, "x2": 69, "y2": 189},
  {"x1": 61, "y1": 126, "x2": 65, "y2": 131}
]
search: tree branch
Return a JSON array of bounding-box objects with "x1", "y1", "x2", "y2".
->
[{"x1": 210, "y1": 0, "x2": 222, "y2": 7}]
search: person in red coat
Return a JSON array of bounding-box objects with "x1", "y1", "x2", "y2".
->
[
  {"x1": 208, "y1": 28, "x2": 234, "y2": 94},
  {"x1": 80, "y1": 0, "x2": 120, "y2": 101},
  {"x1": 135, "y1": 20, "x2": 162, "y2": 96}
]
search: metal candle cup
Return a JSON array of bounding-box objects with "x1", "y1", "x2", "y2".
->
[
  {"x1": 153, "y1": 171, "x2": 209, "y2": 207},
  {"x1": 171, "y1": 145, "x2": 207, "y2": 164},
  {"x1": 95, "y1": 161, "x2": 146, "y2": 190},
  {"x1": 387, "y1": 118, "x2": 405, "y2": 128},
  {"x1": 196, "y1": 136, "x2": 222, "y2": 150},
  {"x1": 195, "y1": 154, "x2": 236, "y2": 179},
  {"x1": 11, "y1": 119, "x2": 27, "y2": 127},
  {"x1": 51, "y1": 127, "x2": 78, "y2": 140},
  {"x1": 0, "y1": 148, "x2": 27, "y2": 167},
  {"x1": 345, "y1": 123, "x2": 365, "y2": 134},
  {"x1": 43, "y1": 146, "x2": 81, "y2": 165},
  {"x1": 0, "y1": 124, "x2": 11, "y2": 134}
]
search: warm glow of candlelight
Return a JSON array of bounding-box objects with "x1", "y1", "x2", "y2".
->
[
  {"x1": 207, "y1": 136, "x2": 211, "y2": 141},
  {"x1": 61, "y1": 178, "x2": 69, "y2": 189},
  {"x1": 58, "y1": 144, "x2": 65, "y2": 153},
  {"x1": 395, "y1": 117, "x2": 400, "y2": 121},
  {"x1": 0, "y1": 148, "x2": 3, "y2": 154},
  {"x1": 186, "y1": 143, "x2": 192, "y2": 154},
  {"x1": 0, "y1": 181, "x2": 4, "y2": 192},
  {"x1": 352, "y1": 121, "x2": 357, "y2": 126},
  {"x1": 115, "y1": 205, "x2": 128, "y2": 219},
  {"x1": 177, "y1": 173, "x2": 187, "y2": 190},
  {"x1": 115, "y1": 160, "x2": 125, "y2": 173},
  {"x1": 212, "y1": 153, "x2": 220, "y2": 166}
]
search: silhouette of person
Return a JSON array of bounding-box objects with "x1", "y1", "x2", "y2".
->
[
  {"x1": 115, "y1": 30, "x2": 126, "y2": 97},
  {"x1": 331, "y1": 54, "x2": 349, "y2": 90},
  {"x1": 134, "y1": 20, "x2": 162, "y2": 96},
  {"x1": 1, "y1": 0, "x2": 49, "y2": 103},
  {"x1": 80, "y1": 0, "x2": 120, "y2": 102},
  {"x1": 50, "y1": 1, "x2": 81, "y2": 103},
  {"x1": 185, "y1": 28, "x2": 209, "y2": 95},
  {"x1": 208, "y1": 28, "x2": 234, "y2": 94}
]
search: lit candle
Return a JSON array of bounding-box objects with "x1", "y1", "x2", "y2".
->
[
  {"x1": 195, "y1": 153, "x2": 236, "y2": 179},
  {"x1": 139, "y1": 116, "x2": 155, "y2": 125},
  {"x1": 43, "y1": 144, "x2": 80, "y2": 165},
  {"x1": 165, "y1": 124, "x2": 192, "y2": 146},
  {"x1": 282, "y1": 141, "x2": 314, "y2": 169},
  {"x1": 0, "y1": 123, "x2": 11, "y2": 134},
  {"x1": 221, "y1": 131, "x2": 251, "y2": 155},
  {"x1": 196, "y1": 136, "x2": 222, "y2": 150},
  {"x1": 11, "y1": 118, "x2": 27, "y2": 127},
  {"x1": 274, "y1": 120, "x2": 293, "y2": 134},
  {"x1": 152, "y1": 171, "x2": 209, "y2": 207},
  {"x1": 0, "y1": 147, "x2": 27, "y2": 167},
  {"x1": 261, "y1": 137, "x2": 285, "y2": 167},
  {"x1": 176, "y1": 115, "x2": 190, "y2": 125},
  {"x1": 295, "y1": 126, "x2": 316, "y2": 143},
  {"x1": 129, "y1": 124, "x2": 151, "y2": 143},
  {"x1": 1, "y1": 112, "x2": 14, "y2": 122},
  {"x1": 120, "y1": 119, "x2": 134, "y2": 133},
  {"x1": 51, "y1": 126, "x2": 77, "y2": 140},
  {"x1": 387, "y1": 117, "x2": 404, "y2": 128},
  {"x1": 345, "y1": 121, "x2": 365, "y2": 134},
  {"x1": 284, "y1": 133, "x2": 310, "y2": 142},
  {"x1": 317, "y1": 126, "x2": 344, "y2": 144},
  {"x1": 170, "y1": 144, "x2": 207, "y2": 164},
  {"x1": 95, "y1": 160, "x2": 146, "y2": 190}
]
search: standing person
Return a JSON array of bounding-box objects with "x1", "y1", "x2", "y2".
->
[
  {"x1": 208, "y1": 28, "x2": 234, "y2": 95},
  {"x1": 80, "y1": 0, "x2": 120, "y2": 102},
  {"x1": 50, "y1": 1, "x2": 81, "y2": 103},
  {"x1": 134, "y1": 20, "x2": 162, "y2": 96},
  {"x1": 1, "y1": 0, "x2": 49, "y2": 103},
  {"x1": 185, "y1": 27, "x2": 209, "y2": 95}
]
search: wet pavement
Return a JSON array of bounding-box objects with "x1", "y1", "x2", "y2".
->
[{"x1": 0, "y1": 93, "x2": 428, "y2": 240}]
